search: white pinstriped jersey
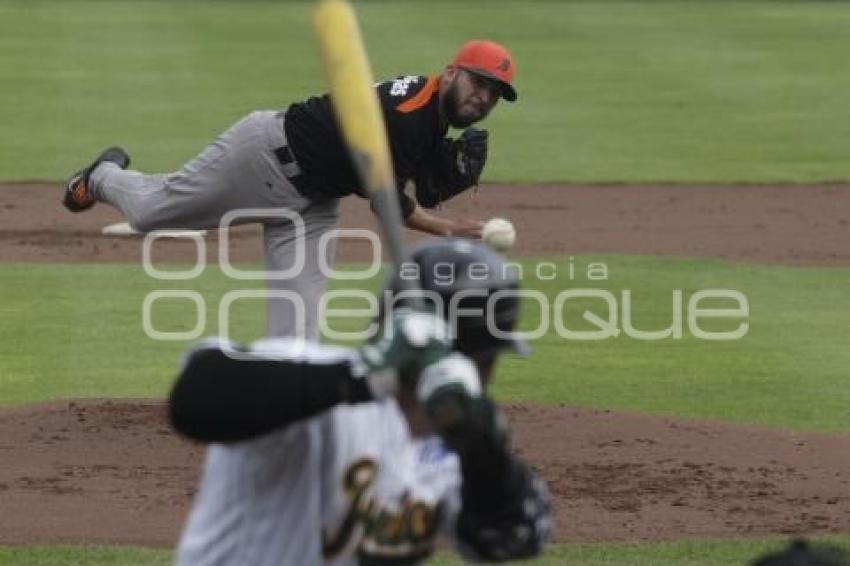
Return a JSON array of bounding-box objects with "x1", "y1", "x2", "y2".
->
[{"x1": 176, "y1": 340, "x2": 463, "y2": 566}]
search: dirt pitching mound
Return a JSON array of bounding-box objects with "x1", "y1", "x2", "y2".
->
[
  {"x1": 0, "y1": 400, "x2": 848, "y2": 546},
  {"x1": 2, "y1": 183, "x2": 850, "y2": 265},
  {"x1": 0, "y1": 400, "x2": 203, "y2": 547}
]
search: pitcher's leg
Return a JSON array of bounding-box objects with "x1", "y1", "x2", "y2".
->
[
  {"x1": 263, "y1": 199, "x2": 341, "y2": 340},
  {"x1": 89, "y1": 165, "x2": 174, "y2": 231},
  {"x1": 87, "y1": 111, "x2": 307, "y2": 232}
]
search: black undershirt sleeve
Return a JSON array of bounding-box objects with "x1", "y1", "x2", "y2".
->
[
  {"x1": 451, "y1": 398, "x2": 524, "y2": 513},
  {"x1": 452, "y1": 398, "x2": 552, "y2": 560},
  {"x1": 168, "y1": 345, "x2": 372, "y2": 443}
]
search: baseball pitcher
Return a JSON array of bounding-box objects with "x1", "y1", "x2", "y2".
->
[{"x1": 62, "y1": 40, "x2": 517, "y2": 340}]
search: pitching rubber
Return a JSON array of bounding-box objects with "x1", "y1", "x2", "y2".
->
[{"x1": 101, "y1": 221, "x2": 207, "y2": 238}]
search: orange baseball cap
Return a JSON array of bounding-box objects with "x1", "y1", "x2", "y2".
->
[{"x1": 452, "y1": 40, "x2": 517, "y2": 102}]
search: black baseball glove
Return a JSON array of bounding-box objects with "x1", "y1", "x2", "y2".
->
[
  {"x1": 454, "y1": 127, "x2": 488, "y2": 185},
  {"x1": 414, "y1": 128, "x2": 489, "y2": 208}
]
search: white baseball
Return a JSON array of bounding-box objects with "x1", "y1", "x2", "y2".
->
[{"x1": 482, "y1": 217, "x2": 516, "y2": 252}]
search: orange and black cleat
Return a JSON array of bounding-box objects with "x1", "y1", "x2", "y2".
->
[{"x1": 63, "y1": 147, "x2": 130, "y2": 212}]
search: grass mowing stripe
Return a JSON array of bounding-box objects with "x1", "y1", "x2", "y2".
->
[
  {"x1": 492, "y1": 255, "x2": 850, "y2": 433},
  {"x1": 444, "y1": 536, "x2": 850, "y2": 565},
  {"x1": 0, "y1": 546, "x2": 170, "y2": 566},
  {"x1": 1, "y1": 257, "x2": 848, "y2": 433},
  {"x1": 1, "y1": 1, "x2": 850, "y2": 182},
  {"x1": 3, "y1": 537, "x2": 849, "y2": 565}
]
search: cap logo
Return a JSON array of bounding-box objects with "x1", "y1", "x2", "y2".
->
[{"x1": 497, "y1": 58, "x2": 511, "y2": 72}]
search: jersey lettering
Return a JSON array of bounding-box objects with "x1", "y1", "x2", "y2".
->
[
  {"x1": 389, "y1": 75, "x2": 420, "y2": 97},
  {"x1": 323, "y1": 458, "x2": 443, "y2": 560}
]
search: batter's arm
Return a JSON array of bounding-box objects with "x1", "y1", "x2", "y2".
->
[
  {"x1": 168, "y1": 341, "x2": 372, "y2": 443},
  {"x1": 441, "y1": 397, "x2": 552, "y2": 561},
  {"x1": 169, "y1": 310, "x2": 452, "y2": 443}
]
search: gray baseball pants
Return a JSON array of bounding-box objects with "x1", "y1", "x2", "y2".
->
[{"x1": 89, "y1": 110, "x2": 339, "y2": 339}]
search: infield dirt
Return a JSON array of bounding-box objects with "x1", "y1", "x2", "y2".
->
[
  {"x1": 1, "y1": 183, "x2": 848, "y2": 546},
  {"x1": 2, "y1": 183, "x2": 850, "y2": 265}
]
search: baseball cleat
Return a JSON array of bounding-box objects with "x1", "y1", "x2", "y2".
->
[{"x1": 63, "y1": 146, "x2": 130, "y2": 212}]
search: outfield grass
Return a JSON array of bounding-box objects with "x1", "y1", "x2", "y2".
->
[
  {"x1": 1, "y1": 0, "x2": 850, "y2": 183},
  {"x1": 2, "y1": 256, "x2": 848, "y2": 433},
  {"x1": 3, "y1": 536, "x2": 850, "y2": 566}
]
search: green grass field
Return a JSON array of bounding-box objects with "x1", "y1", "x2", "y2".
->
[
  {"x1": 1, "y1": 0, "x2": 850, "y2": 183},
  {"x1": 2, "y1": 0, "x2": 849, "y2": 564},
  {"x1": 15, "y1": 537, "x2": 850, "y2": 565},
  {"x1": 2, "y1": 257, "x2": 849, "y2": 432},
  {"x1": 4, "y1": 536, "x2": 850, "y2": 566}
]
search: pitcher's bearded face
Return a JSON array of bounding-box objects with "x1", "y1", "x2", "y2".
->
[{"x1": 443, "y1": 69, "x2": 501, "y2": 128}]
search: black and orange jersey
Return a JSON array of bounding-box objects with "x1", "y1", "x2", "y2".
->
[{"x1": 284, "y1": 75, "x2": 470, "y2": 217}]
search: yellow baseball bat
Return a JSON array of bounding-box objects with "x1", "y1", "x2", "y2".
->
[{"x1": 312, "y1": 0, "x2": 413, "y2": 272}]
